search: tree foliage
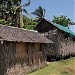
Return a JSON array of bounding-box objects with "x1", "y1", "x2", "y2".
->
[
  {"x1": 31, "y1": 6, "x2": 46, "y2": 20},
  {"x1": 0, "y1": 19, "x2": 10, "y2": 25},
  {"x1": 0, "y1": 0, "x2": 31, "y2": 27},
  {"x1": 22, "y1": 15, "x2": 37, "y2": 30},
  {"x1": 52, "y1": 15, "x2": 75, "y2": 27}
]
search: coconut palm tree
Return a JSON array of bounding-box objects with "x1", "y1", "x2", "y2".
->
[{"x1": 31, "y1": 6, "x2": 46, "y2": 21}]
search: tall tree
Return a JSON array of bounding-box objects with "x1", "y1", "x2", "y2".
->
[
  {"x1": 15, "y1": 0, "x2": 31, "y2": 27},
  {"x1": 31, "y1": 6, "x2": 46, "y2": 21},
  {"x1": 0, "y1": 0, "x2": 31, "y2": 27},
  {"x1": 52, "y1": 15, "x2": 75, "y2": 27}
]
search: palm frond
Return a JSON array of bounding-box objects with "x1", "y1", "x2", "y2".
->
[
  {"x1": 31, "y1": 6, "x2": 46, "y2": 18},
  {"x1": 23, "y1": 9, "x2": 32, "y2": 18},
  {"x1": 22, "y1": 0, "x2": 31, "y2": 7}
]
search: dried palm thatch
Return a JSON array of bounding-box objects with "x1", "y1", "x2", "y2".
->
[{"x1": 0, "y1": 24, "x2": 53, "y2": 43}]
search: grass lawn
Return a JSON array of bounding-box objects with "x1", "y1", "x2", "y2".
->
[{"x1": 27, "y1": 57, "x2": 75, "y2": 75}]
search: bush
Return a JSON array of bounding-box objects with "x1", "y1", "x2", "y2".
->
[
  {"x1": 26, "y1": 22, "x2": 37, "y2": 25},
  {"x1": 0, "y1": 19, "x2": 10, "y2": 25},
  {"x1": 22, "y1": 25, "x2": 37, "y2": 30}
]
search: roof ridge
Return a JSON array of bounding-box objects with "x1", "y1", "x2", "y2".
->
[
  {"x1": 0, "y1": 24, "x2": 52, "y2": 43},
  {"x1": 0, "y1": 24, "x2": 38, "y2": 33}
]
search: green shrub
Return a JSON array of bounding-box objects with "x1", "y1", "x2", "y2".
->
[
  {"x1": 0, "y1": 19, "x2": 10, "y2": 25},
  {"x1": 22, "y1": 25, "x2": 37, "y2": 30},
  {"x1": 26, "y1": 22, "x2": 37, "y2": 25}
]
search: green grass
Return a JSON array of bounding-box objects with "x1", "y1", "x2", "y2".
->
[{"x1": 27, "y1": 57, "x2": 75, "y2": 75}]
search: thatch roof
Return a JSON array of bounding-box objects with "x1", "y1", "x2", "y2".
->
[
  {"x1": 34, "y1": 18, "x2": 75, "y2": 38},
  {"x1": 0, "y1": 24, "x2": 53, "y2": 43}
]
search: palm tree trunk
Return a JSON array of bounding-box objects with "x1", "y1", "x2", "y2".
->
[{"x1": 20, "y1": 12, "x2": 24, "y2": 27}]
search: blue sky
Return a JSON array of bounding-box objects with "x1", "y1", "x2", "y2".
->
[{"x1": 21, "y1": 0, "x2": 75, "y2": 32}]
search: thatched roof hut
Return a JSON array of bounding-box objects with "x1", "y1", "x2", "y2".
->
[
  {"x1": 34, "y1": 18, "x2": 75, "y2": 37},
  {"x1": 0, "y1": 24, "x2": 52, "y2": 43},
  {"x1": 0, "y1": 24, "x2": 53, "y2": 75},
  {"x1": 34, "y1": 18, "x2": 75, "y2": 61}
]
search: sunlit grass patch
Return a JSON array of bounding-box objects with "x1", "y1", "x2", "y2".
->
[{"x1": 27, "y1": 57, "x2": 75, "y2": 75}]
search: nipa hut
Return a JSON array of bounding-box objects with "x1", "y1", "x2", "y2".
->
[
  {"x1": 0, "y1": 24, "x2": 53, "y2": 75},
  {"x1": 34, "y1": 18, "x2": 75, "y2": 60}
]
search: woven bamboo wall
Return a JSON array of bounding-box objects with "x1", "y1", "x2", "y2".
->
[
  {"x1": 16, "y1": 42, "x2": 28, "y2": 61},
  {"x1": 0, "y1": 42, "x2": 46, "y2": 75},
  {"x1": 44, "y1": 30, "x2": 75, "y2": 59},
  {"x1": 0, "y1": 41, "x2": 16, "y2": 75}
]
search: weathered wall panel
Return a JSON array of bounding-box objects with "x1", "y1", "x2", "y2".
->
[
  {"x1": 0, "y1": 41, "x2": 16, "y2": 75},
  {"x1": 44, "y1": 30, "x2": 75, "y2": 59},
  {"x1": 0, "y1": 42, "x2": 46, "y2": 75}
]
